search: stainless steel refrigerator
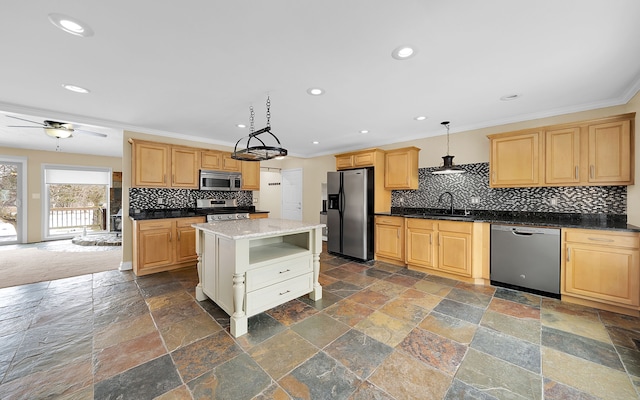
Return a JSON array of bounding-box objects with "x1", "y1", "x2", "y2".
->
[{"x1": 327, "y1": 168, "x2": 374, "y2": 261}]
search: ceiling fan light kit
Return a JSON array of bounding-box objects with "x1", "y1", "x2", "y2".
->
[
  {"x1": 432, "y1": 121, "x2": 466, "y2": 175},
  {"x1": 6, "y1": 115, "x2": 107, "y2": 139},
  {"x1": 232, "y1": 96, "x2": 288, "y2": 161}
]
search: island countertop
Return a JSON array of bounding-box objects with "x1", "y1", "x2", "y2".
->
[{"x1": 192, "y1": 218, "x2": 325, "y2": 240}]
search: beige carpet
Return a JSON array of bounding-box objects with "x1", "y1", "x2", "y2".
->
[{"x1": 0, "y1": 245, "x2": 122, "y2": 288}]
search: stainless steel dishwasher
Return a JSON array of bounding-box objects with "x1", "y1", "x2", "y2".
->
[{"x1": 490, "y1": 224, "x2": 561, "y2": 297}]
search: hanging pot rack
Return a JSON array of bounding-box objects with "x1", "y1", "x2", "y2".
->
[{"x1": 232, "y1": 96, "x2": 288, "y2": 161}]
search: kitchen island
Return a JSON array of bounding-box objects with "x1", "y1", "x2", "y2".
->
[{"x1": 193, "y1": 218, "x2": 324, "y2": 337}]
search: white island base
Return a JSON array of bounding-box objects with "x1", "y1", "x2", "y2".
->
[{"x1": 192, "y1": 219, "x2": 324, "y2": 337}]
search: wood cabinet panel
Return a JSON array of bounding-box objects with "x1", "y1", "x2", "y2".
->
[
  {"x1": 374, "y1": 216, "x2": 404, "y2": 263},
  {"x1": 171, "y1": 147, "x2": 199, "y2": 188},
  {"x1": 335, "y1": 155, "x2": 354, "y2": 169},
  {"x1": 545, "y1": 127, "x2": 581, "y2": 184},
  {"x1": 406, "y1": 226, "x2": 435, "y2": 268},
  {"x1": 221, "y1": 153, "x2": 241, "y2": 172},
  {"x1": 489, "y1": 130, "x2": 542, "y2": 187},
  {"x1": 438, "y1": 230, "x2": 471, "y2": 276},
  {"x1": 588, "y1": 119, "x2": 632, "y2": 184},
  {"x1": 241, "y1": 161, "x2": 261, "y2": 190},
  {"x1": 385, "y1": 147, "x2": 419, "y2": 189},
  {"x1": 201, "y1": 151, "x2": 222, "y2": 170},
  {"x1": 133, "y1": 141, "x2": 169, "y2": 187}
]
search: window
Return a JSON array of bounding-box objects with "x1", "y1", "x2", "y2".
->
[{"x1": 43, "y1": 165, "x2": 111, "y2": 239}]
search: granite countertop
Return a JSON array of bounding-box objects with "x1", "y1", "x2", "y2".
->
[
  {"x1": 378, "y1": 208, "x2": 640, "y2": 233},
  {"x1": 129, "y1": 207, "x2": 269, "y2": 220},
  {"x1": 192, "y1": 218, "x2": 325, "y2": 239}
]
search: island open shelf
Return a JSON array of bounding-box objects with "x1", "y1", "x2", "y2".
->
[{"x1": 192, "y1": 219, "x2": 324, "y2": 337}]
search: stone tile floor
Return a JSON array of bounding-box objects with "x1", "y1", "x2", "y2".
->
[{"x1": 1, "y1": 249, "x2": 640, "y2": 399}]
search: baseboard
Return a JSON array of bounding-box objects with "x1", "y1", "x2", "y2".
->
[{"x1": 119, "y1": 261, "x2": 132, "y2": 271}]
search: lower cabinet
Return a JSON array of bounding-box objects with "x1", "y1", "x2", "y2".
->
[
  {"x1": 405, "y1": 218, "x2": 488, "y2": 282},
  {"x1": 132, "y1": 216, "x2": 205, "y2": 276},
  {"x1": 249, "y1": 213, "x2": 269, "y2": 219},
  {"x1": 563, "y1": 228, "x2": 640, "y2": 315},
  {"x1": 374, "y1": 216, "x2": 405, "y2": 265}
]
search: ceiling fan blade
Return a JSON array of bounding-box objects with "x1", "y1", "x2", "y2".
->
[
  {"x1": 7, "y1": 125, "x2": 44, "y2": 128},
  {"x1": 74, "y1": 129, "x2": 107, "y2": 138},
  {"x1": 6, "y1": 115, "x2": 47, "y2": 126}
]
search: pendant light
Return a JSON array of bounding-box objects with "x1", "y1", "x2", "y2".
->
[
  {"x1": 232, "y1": 95, "x2": 288, "y2": 161},
  {"x1": 432, "y1": 121, "x2": 465, "y2": 175}
]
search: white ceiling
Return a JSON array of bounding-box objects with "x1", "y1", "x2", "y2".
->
[{"x1": 1, "y1": 1, "x2": 639, "y2": 159}]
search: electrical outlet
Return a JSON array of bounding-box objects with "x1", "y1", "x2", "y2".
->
[
  {"x1": 470, "y1": 197, "x2": 480, "y2": 204},
  {"x1": 550, "y1": 198, "x2": 558, "y2": 206},
  {"x1": 157, "y1": 198, "x2": 164, "y2": 205}
]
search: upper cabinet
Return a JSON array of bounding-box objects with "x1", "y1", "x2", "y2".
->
[
  {"x1": 201, "y1": 150, "x2": 222, "y2": 170},
  {"x1": 131, "y1": 140, "x2": 199, "y2": 189},
  {"x1": 221, "y1": 153, "x2": 241, "y2": 172},
  {"x1": 489, "y1": 129, "x2": 543, "y2": 187},
  {"x1": 335, "y1": 148, "x2": 382, "y2": 170},
  {"x1": 489, "y1": 113, "x2": 635, "y2": 188},
  {"x1": 385, "y1": 147, "x2": 420, "y2": 189},
  {"x1": 241, "y1": 161, "x2": 260, "y2": 190}
]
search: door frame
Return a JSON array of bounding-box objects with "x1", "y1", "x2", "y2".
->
[
  {"x1": 0, "y1": 155, "x2": 27, "y2": 244},
  {"x1": 281, "y1": 168, "x2": 303, "y2": 221}
]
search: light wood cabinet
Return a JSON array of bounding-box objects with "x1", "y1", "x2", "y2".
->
[
  {"x1": 201, "y1": 150, "x2": 222, "y2": 170},
  {"x1": 221, "y1": 153, "x2": 241, "y2": 172},
  {"x1": 562, "y1": 228, "x2": 640, "y2": 315},
  {"x1": 132, "y1": 141, "x2": 170, "y2": 187},
  {"x1": 545, "y1": 126, "x2": 581, "y2": 184},
  {"x1": 249, "y1": 213, "x2": 269, "y2": 219},
  {"x1": 131, "y1": 140, "x2": 199, "y2": 189},
  {"x1": 490, "y1": 113, "x2": 634, "y2": 188},
  {"x1": 171, "y1": 146, "x2": 199, "y2": 188},
  {"x1": 385, "y1": 147, "x2": 420, "y2": 189},
  {"x1": 406, "y1": 219, "x2": 487, "y2": 282},
  {"x1": 132, "y1": 216, "x2": 205, "y2": 276},
  {"x1": 489, "y1": 130, "x2": 543, "y2": 187},
  {"x1": 374, "y1": 216, "x2": 405, "y2": 265},
  {"x1": 241, "y1": 161, "x2": 261, "y2": 190},
  {"x1": 588, "y1": 119, "x2": 632, "y2": 184}
]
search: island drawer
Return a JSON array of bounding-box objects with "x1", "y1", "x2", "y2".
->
[
  {"x1": 245, "y1": 273, "x2": 313, "y2": 316},
  {"x1": 245, "y1": 255, "x2": 312, "y2": 292}
]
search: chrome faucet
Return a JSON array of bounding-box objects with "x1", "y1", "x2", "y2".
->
[{"x1": 438, "y1": 191, "x2": 454, "y2": 215}]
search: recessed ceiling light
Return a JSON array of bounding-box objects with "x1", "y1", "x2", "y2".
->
[
  {"x1": 236, "y1": 124, "x2": 246, "y2": 128},
  {"x1": 306, "y1": 88, "x2": 324, "y2": 96},
  {"x1": 500, "y1": 93, "x2": 522, "y2": 101},
  {"x1": 414, "y1": 116, "x2": 427, "y2": 121},
  {"x1": 62, "y1": 84, "x2": 90, "y2": 94},
  {"x1": 359, "y1": 130, "x2": 369, "y2": 134},
  {"x1": 312, "y1": 141, "x2": 319, "y2": 144},
  {"x1": 391, "y1": 45, "x2": 416, "y2": 60},
  {"x1": 48, "y1": 13, "x2": 94, "y2": 37}
]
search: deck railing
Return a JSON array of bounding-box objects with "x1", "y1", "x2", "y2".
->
[{"x1": 49, "y1": 207, "x2": 105, "y2": 231}]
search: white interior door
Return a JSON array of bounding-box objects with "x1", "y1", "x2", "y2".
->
[{"x1": 281, "y1": 168, "x2": 303, "y2": 221}]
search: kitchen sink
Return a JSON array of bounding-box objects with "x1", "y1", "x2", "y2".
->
[{"x1": 405, "y1": 213, "x2": 474, "y2": 221}]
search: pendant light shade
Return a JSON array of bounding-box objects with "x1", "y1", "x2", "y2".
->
[{"x1": 432, "y1": 121, "x2": 465, "y2": 175}]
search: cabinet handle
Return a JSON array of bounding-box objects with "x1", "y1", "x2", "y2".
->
[
  {"x1": 566, "y1": 247, "x2": 570, "y2": 262},
  {"x1": 279, "y1": 290, "x2": 291, "y2": 296},
  {"x1": 492, "y1": 171, "x2": 496, "y2": 183},
  {"x1": 178, "y1": 231, "x2": 181, "y2": 241},
  {"x1": 590, "y1": 165, "x2": 594, "y2": 179},
  {"x1": 163, "y1": 174, "x2": 166, "y2": 184},
  {"x1": 429, "y1": 234, "x2": 432, "y2": 245},
  {"x1": 279, "y1": 269, "x2": 291, "y2": 274},
  {"x1": 438, "y1": 233, "x2": 440, "y2": 246},
  {"x1": 169, "y1": 232, "x2": 172, "y2": 242},
  {"x1": 575, "y1": 166, "x2": 579, "y2": 180},
  {"x1": 397, "y1": 228, "x2": 400, "y2": 238},
  {"x1": 588, "y1": 237, "x2": 614, "y2": 242}
]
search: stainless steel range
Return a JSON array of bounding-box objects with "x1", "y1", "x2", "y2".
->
[{"x1": 195, "y1": 199, "x2": 250, "y2": 222}]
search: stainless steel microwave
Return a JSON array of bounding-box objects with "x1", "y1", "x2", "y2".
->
[{"x1": 199, "y1": 170, "x2": 242, "y2": 191}]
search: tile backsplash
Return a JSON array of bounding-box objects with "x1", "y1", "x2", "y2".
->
[
  {"x1": 391, "y1": 163, "x2": 626, "y2": 214},
  {"x1": 129, "y1": 188, "x2": 253, "y2": 210}
]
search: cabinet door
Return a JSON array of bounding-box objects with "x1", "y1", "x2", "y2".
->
[
  {"x1": 133, "y1": 142, "x2": 169, "y2": 187},
  {"x1": 137, "y1": 221, "x2": 174, "y2": 271},
  {"x1": 545, "y1": 127, "x2": 581, "y2": 184},
  {"x1": 336, "y1": 155, "x2": 354, "y2": 170},
  {"x1": 564, "y1": 243, "x2": 639, "y2": 306},
  {"x1": 241, "y1": 161, "x2": 261, "y2": 190},
  {"x1": 201, "y1": 151, "x2": 221, "y2": 170},
  {"x1": 385, "y1": 150, "x2": 418, "y2": 189},
  {"x1": 375, "y1": 217, "x2": 404, "y2": 261},
  {"x1": 171, "y1": 147, "x2": 199, "y2": 188},
  {"x1": 175, "y1": 217, "x2": 203, "y2": 263},
  {"x1": 438, "y1": 230, "x2": 471, "y2": 277},
  {"x1": 490, "y1": 131, "x2": 542, "y2": 187},
  {"x1": 588, "y1": 120, "x2": 632, "y2": 184},
  {"x1": 406, "y1": 227, "x2": 436, "y2": 268},
  {"x1": 221, "y1": 153, "x2": 241, "y2": 172},
  {"x1": 354, "y1": 152, "x2": 375, "y2": 167}
]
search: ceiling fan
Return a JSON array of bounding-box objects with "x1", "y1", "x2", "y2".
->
[{"x1": 7, "y1": 115, "x2": 107, "y2": 138}]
